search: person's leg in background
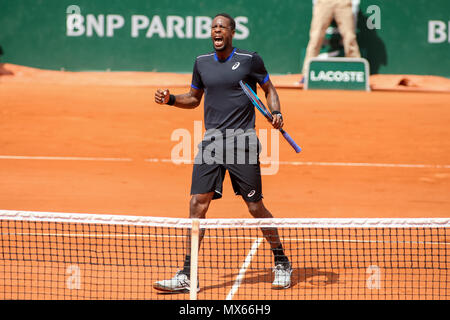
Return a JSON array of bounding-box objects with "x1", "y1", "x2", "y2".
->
[
  {"x1": 301, "y1": 0, "x2": 336, "y2": 75},
  {"x1": 334, "y1": 0, "x2": 361, "y2": 58}
]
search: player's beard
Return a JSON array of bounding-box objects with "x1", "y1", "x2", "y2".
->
[{"x1": 213, "y1": 42, "x2": 226, "y2": 51}]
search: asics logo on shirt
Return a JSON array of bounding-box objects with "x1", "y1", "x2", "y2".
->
[{"x1": 232, "y1": 62, "x2": 240, "y2": 70}]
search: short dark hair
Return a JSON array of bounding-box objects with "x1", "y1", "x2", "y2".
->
[{"x1": 213, "y1": 13, "x2": 236, "y2": 30}]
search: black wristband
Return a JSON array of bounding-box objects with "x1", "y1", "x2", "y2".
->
[
  {"x1": 167, "y1": 94, "x2": 176, "y2": 106},
  {"x1": 272, "y1": 110, "x2": 282, "y2": 117}
]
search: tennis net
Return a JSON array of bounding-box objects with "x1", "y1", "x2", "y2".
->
[{"x1": 0, "y1": 210, "x2": 448, "y2": 300}]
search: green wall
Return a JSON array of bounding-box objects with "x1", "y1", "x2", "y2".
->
[{"x1": 0, "y1": 0, "x2": 449, "y2": 76}]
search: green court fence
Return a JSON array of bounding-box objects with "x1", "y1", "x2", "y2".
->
[{"x1": 0, "y1": 0, "x2": 449, "y2": 76}]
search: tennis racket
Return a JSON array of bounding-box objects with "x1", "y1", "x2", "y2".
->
[{"x1": 239, "y1": 80, "x2": 302, "y2": 153}]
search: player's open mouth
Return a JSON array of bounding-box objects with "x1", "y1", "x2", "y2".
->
[{"x1": 214, "y1": 37, "x2": 224, "y2": 47}]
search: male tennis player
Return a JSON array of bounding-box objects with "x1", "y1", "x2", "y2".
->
[{"x1": 153, "y1": 13, "x2": 292, "y2": 292}]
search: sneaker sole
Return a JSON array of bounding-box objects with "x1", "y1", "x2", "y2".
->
[
  {"x1": 272, "y1": 285, "x2": 291, "y2": 290},
  {"x1": 271, "y1": 283, "x2": 291, "y2": 290},
  {"x1": 153, "y1": 283, "x2": 200, "y2": 293}
]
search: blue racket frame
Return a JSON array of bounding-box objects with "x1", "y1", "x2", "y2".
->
[{"x1": 239, "y1": 80, "x2": 302, "y2": 153}]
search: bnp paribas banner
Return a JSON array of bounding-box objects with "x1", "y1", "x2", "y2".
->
[{"x1": 0, "y1": 0, "x2": 449, "y2": 76}]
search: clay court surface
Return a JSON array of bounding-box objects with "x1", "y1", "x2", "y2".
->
[
  {"x1": 0, "y1": 65, "x2": 449, "y2": 300},
  {"x1": 0, "y1": 65, "x2": 449, "y2": 220}
]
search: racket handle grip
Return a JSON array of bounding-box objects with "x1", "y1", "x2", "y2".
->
[{"x1": 280, "y1": 129, "x2": 302, "y2": 153}]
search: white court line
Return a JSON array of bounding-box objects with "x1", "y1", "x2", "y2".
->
[
  {"x1": 145, "y1": 158, "x2": 450, "y2": 169},
  {"x1": 276, "y1": 161, "x2": 450, "y2": 169},
  {"x1": 226, "y1": 238, "x2": 263, "y2": 300},
  {"x1": 0, "y1": 155, "x2": 132, "y2": 161},
  {"x1": 1, "y1": 155, "x2": 449, "y2": 169}
]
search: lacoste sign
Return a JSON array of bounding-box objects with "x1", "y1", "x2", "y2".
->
[{"x1": 305, "y1": 58, "x2": 370, "y2": 91}]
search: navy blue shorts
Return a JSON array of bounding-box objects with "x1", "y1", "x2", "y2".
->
[{"x1": 190, "y1": 130, "x2": 263, "y2": 202}]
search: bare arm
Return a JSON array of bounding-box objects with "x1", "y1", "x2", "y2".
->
[
  {"x1": 155, "y1": 87, "x2": 203, "y2": 109},
  {"x1": 260, "y1": 79, "x2": 284, "y2": 129}
]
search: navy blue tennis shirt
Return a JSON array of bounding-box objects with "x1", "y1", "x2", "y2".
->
[{"x1": 191, "y1": 48, "x2": 270, "y2": 132}]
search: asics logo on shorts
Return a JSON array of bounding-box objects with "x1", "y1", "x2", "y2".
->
[
  {"x1": 232, "y1": 62, "x2": 240, "y2": 70},
  {"x1": 247, "y1": 190, "x2": 256, "y2": 197}
]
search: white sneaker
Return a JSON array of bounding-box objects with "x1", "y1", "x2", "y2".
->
[
  {"x1": 272, "y1": 263, "x2": 293, "y2": 289},
  {"x1": 153, "y1": 270, "x2": 200, "y2": 293}
]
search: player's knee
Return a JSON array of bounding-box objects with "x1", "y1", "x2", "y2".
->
[
  {"x1": 247, "y1": 200, "x2": 272, "y2": 218},
  {"x1": 190, "y1": 194, "x2": 211, "y2": 217},
  {"x1": 248, "y1": 205, "x2": 260, "y2": 217},
  {"x1": 190, "y1": 195, "x2": 206, "y2": 209}
]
